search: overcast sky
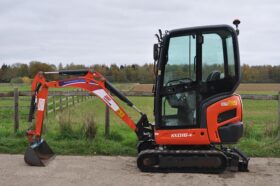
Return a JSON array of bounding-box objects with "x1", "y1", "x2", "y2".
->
[{"x1": 0, "y1": 0, "x2": 279, "y2": 66}]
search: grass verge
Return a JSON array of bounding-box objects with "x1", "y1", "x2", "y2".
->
[{"x1": 0, "y1": 97, "x2": 279, "y2": 157}]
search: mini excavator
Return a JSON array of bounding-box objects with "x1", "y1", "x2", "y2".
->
[{"x1": 24, "y1": 20, "x2": 249, "y2": 173}]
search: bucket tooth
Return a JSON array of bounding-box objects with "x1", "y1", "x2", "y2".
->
[{"x1": 24, "y1": 139, "x2": 55, "y2": 166}]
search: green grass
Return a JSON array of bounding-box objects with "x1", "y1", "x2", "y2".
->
[
  {"x1": 236, "y1": 99, "x2": 280, "y2": 156},
  {"x1": 0, "y1": 84, "x2": 279, "y2": 157},
  {"x1": 0, "y1": 96, "x2": 151, "y2": 155},
  {"x1": 0, "y1": 83, "x2": 31, "y2": 92}
]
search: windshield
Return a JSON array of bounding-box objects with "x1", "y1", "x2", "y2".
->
[
  {"x1": 164, "y1": 31, "x2": 236, "y2": 87},
  {"x1": 164, "y1": 34, "x2": 196, "y2": 86}
]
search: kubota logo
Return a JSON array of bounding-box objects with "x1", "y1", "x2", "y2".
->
[{"x1": 171, "y1": 133, "x2": 193, "y2": 138}]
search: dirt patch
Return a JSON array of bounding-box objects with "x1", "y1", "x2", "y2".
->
[{"x1": 0, "y1": 155, "x2": 279, "y2": 186}]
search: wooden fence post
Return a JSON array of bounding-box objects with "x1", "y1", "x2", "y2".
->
[
  {"x1": 105, "y1": 105, "x2": 110, "y2": 138},
  {"x1": 14, "y1": 88, "x2": 19, "y2": 133}
]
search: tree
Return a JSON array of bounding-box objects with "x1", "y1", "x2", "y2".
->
[
  {"x1": 0, "y1": 61, "x2": 279, "y2": 83},
  {"x1": 0, "y1": 64, "x2": 13, "y2": 82},
  {"x1": 29, "y1": 61, "x2": 56, "y2": 77},
  {"x1": 58, "y1": 62, "x2": 63, "y2": 70},
  {"x1": 17, "y1": 63, "x2": 29, "y2": 77}
]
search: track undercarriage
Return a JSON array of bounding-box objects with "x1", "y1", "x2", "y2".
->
[{"x1": 137, "y1": 146, "x2": 249, "y2": 173}]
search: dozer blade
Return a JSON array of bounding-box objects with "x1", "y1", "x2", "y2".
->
[{"x1": 24, "y1": 139, "x2": 55, "y2": 166}]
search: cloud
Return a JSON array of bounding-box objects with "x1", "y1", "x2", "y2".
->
[{"x1": 0, "y1": 0, "x2": 279, "y2": 66}]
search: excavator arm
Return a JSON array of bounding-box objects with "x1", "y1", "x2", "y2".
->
[{"x1": 24, "y1": 69, "x2": 153, "y2": 166}]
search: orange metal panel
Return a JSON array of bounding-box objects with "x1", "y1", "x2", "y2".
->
[
  {"x1": 155, "y1": 128, "x2": 210, "y2": 145},
  {"x1": 206, "y1": 95, "x2": 242, "y2": 143}
]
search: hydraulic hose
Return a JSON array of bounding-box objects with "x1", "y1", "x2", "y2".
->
[
  {"x1": 28, "y1": 83, "x2": 41, "y2": 122},
  {"x1": 104, "y1": 80, "x2": 133, "y2": 107}
]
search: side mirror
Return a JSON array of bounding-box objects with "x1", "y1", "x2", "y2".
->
[{"x1": 153, "y1": 44, "x2": 159, "y2": 61}]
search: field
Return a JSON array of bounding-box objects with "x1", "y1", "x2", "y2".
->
[
  {"x1": 0, "y1": 83, "x2": 139, "y2": 92},
  {"x1": 1, "y1": 83, "x2": 280, "y2": 94},
  {"x1": 0, "y1": 83, "x2": 279, "y2": 157}
]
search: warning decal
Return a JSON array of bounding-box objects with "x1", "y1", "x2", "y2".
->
[{"x1": 38, "y1": 98, "x2": 45, "y2": 111}]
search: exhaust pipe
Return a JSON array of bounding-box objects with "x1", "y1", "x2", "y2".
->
[{"x1": 24, "y1": 139, "x2": 55, "y2": 166}]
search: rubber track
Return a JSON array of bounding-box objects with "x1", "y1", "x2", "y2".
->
[{"x1": 137, "y1": 149, "x2": 228, "y2": 173}]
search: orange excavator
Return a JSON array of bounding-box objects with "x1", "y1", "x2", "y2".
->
[{"x1": 24, "y1": 20, "x2": 249, "y2": 173}]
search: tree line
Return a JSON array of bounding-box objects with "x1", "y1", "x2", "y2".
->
[{"x1": 0, "y1": 61, "x2": 279, "y2": 83}]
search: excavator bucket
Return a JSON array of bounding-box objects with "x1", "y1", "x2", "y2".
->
[{"x1": 24, "y1": 139, "x2": 55, "y2": 166}]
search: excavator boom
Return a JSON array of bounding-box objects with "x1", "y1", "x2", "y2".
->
[{"x1": 25, "y1": 69, "x2": 153, "y2": 166}]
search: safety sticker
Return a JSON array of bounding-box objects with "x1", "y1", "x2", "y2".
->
[
  {"x1": 92, "y1": 89, "x2": 119, "y2": 111},
  {"x1": 38, "y1": 98, "x2": 45, "y2": 111}
]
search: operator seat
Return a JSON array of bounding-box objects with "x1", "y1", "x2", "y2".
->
[
  {"x1": 166, "y1": 91, "x2": 196, "y2": 127},
  {"x1": 206, "y1": 71, "x2": 221, "y2": 82}
]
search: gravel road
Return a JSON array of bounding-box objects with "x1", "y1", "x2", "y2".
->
[{"x1": 0, "y1": 154, "x2": 279, "y2": 186}]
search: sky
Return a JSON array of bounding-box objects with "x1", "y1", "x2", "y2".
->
[{"x1": 0, "y1": 0, "x2": 279, "y2": 66}]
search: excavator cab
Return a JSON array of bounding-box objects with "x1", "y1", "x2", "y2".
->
[{"x1": 154, "y1": 25, "x2": 241, "y2": 139}]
